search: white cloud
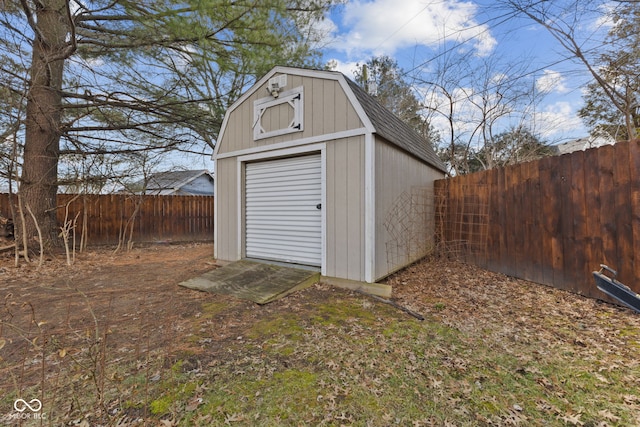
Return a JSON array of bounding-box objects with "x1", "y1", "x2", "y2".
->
[
  {"x1": 419, "y1": 84, "x2": 586, "y2": 145},
  {"x1": 168, "y1": 44, "x2": 198, "y2": 72},
  {"x1": 327, "y1": 0, "x2": 496, "y2": 58},
  {"x1": 325, "y1": 59, "x2": 360, "y2": 80},
  {"x1": 536, "y1": 70, "x2": 569, "y2": 95},
  {"x1": 303, "y1": 14, "x2": 339, "y2": 50},
  {"x1": 533, "y1": 101, "x2": 584, "y2": 139},
  {"x1": 592, "y1": 2, "x2": 617, "y2": 31}
]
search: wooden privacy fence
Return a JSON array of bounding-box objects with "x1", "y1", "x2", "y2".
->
[
  {"x1": 0, "y1": 194, "x2": 214, "y2": 245},
  {"x1": 435, "y1": 139, "x2": 640, "y2": 302}
]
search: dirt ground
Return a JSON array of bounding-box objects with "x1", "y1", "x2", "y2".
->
[
  {"x1": 2, "y1": 241, "x2": 639, "y2": 368},
  {"x1": 0, "y1": 242, "x2": 221, "y2": 387},
  {"x1": 1, "y1": 241, "x2": 639, "y2": 424}
]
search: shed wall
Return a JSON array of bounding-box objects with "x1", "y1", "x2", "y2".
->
[
  {"x1": 215, "y1": 157, "x2": 240, "y2": 261},
  {"x1": 374, "y1": 139, "x2": 445, "y2": 280},
  {"x1": 217, "y1": 73, "x2": 364, "y2": 155},
  {"x1": 214, "y1": 135, "x2": 367, "y2": 281},
  {"x1": 325, "y1": 136, "x2": 366, "y2": 281}
]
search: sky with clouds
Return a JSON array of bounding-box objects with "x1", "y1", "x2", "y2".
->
[{"x1": 318, "y1": 0, "x2": 611, "y2": 144}]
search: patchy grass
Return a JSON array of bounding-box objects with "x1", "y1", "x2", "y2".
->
[
  {"x1": 122, "y1": 292, "x2": 640, "y2": 426},
  {"x1": 1, "y1": 245, "x2": 639, "y2": 426}
]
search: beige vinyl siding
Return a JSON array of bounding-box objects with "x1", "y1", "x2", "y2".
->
[
  {"x1": 217, "y1": 74, "x2": 363, "y2": 154},
  {"x1": 374, "y1": 138, "x2": 445, "y2": 280},
  {"x1": 325, "y1": 136, "x2": 365, "y2": 281},
  {"x1": 215, "y1": 157, "x2": 240, "y2": 261}
]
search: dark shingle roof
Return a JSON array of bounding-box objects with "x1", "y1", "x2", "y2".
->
[{"x1": 344, "y1": 77, "x2": 447, "y2": 173}]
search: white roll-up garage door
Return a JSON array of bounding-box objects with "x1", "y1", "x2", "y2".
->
[{"x1": 245, "y1": 154, "x2": 322, "y2": 266}]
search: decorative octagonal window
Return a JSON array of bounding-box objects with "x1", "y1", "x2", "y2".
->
[{"x1": 253, "y1": 87, "x2": 304, "y2": 140}]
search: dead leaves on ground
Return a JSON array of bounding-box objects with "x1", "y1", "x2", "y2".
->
[{"x1": 2, "y1": 247, "x2": 639, "y2": 425}]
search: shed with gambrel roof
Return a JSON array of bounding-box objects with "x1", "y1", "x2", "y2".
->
[{"x1": 212, "y1": 66, "x2": 446, "y2": 283}]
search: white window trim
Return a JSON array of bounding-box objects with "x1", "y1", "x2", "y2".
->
[{"x1": 253, "y1": 86, "x2": 304, "y2": 140}]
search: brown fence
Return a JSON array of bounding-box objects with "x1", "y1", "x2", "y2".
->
[
  {"x1": 0, "y1": 193, "x2": 214, "y2": 245},
  {"x1": 435, "y1": 139, "x2": 640, "y2": 301}
]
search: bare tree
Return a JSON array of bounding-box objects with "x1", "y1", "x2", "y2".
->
[
  {"x1": 417, "y1": 49, "x2": 544, "y2": 174},
  {"x1": 352, "y1": 56, "x2": 441, "y2": 145},
  {"x1": 417, "y1": 48, "x2": 475, "y2": 175},
  {"x1": 503, "y1": 0, "x2": 638, "y2": 140}
]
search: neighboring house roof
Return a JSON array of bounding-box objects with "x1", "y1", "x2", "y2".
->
[
  {"x1": 131, "y1": 170, "x2": 214, "y2": 195},
  {"x1": 552, "y1": 135, "x2": 615, "y2": 156},
  {"x1": 344, "y1": 77, "x2": 447, "y2": 173}
]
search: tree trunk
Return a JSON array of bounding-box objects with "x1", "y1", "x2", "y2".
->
[{"x1": 18, "y1": 0, "x2": 70, "y2": 250}]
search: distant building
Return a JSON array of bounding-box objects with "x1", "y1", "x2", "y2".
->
[
  {"x1": 551, "y1": 135, "x2": 615, "y2": 156},
  {"x1": 128, "y1": 170, "x2": 214, "y2": 196}
]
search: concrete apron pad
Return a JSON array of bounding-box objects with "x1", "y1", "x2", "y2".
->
[{"x1": 179, "y1": 259, "x2": 320, "y2": 304}]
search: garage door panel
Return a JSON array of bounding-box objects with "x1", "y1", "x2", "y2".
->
[
  {"x1": 246, "y1": 207, "x2": 319, "y2": 214},
  {"x1": 247, "y1": 158, "x2": 320, "y2": 173},
  {"x1": 245, "y1": 223, "x2": 321, "y2": 232},
  {"x1": 246, "y1": 242, "x2": 321, "y2": 262},
  {"x1": 247, "y1": 233, "x2": 320, "y2": 245},
  {"x1": 247, "y1": 209, "x2": 318, "y2": 217},
  {"x1": 246, "y1": 178, "x2": 321, "y2": 188},
  {"x1": 245, "y1": 154, "x2": 322, "y2": 266},
  {"x1": 246, "y1": 222, "x2": 321, "y2": 231},
  {"x1": 246, "y1": 240, "x2": 321, "y2": 253},
  {"x1": 246, "y1": 198, "x2": 320, "y2": 206},
  {"x1": 247, "y1": 169, "x2": 321, "y2": 180},
  {"x1": 242, "y1": 190, "x2": 321, "y2": 200},
  {"x1": 247, "y1": 171, "x2": 320, "y2": 180}
]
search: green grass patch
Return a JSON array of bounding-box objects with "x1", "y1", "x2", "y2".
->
[
  {"x1": 7, "y1": 286, "x2": 639, "y2": 426},
  {"x1": 197, "y1": 368, "x2": 320, "y2": 424},
  {"x1": 311, "y1": 300, "x2": 380, "y2": 326},
  {"x1": 200, "y1": 301, "x2": 234, "y2": 318},
  {"x1": 246, "y1": 313, "x2": 306, "y2": 340}
]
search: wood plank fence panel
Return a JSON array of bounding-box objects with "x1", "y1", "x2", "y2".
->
[
  {"x1": 599, "y1": 145, "x2": 617, "y2": 272},
  {"x1": 583, "y1": 147, "x2": 603, "y2": 298},
  {"x1": 0, "y1": 194, "x2": 214, "y2": 245},
  {"x1": 630, "y1": 141, "x2": 640, "y2": 288},
  {"x1": 525, "y1": 160, "x2": 543, "y2": 284},
  {"x1": 513, "y1": 162, "x2": 527, "y2": 281},
  {"x1": 538, "y1": 156, "x2": 555, "y2": 287},
  {"x1": 485, "y1": 165, "x2": 500, "y2": 273},
  {"x1": 434, "y1": 139, "x2": 640, "y2": 303},
  {"x1": 614, "y1": 142, "x2": 633, "y2": 296},
  {"x1": 495, "y1": 167, "x2": 507, "y2": 274},
  {"x1": 560, "y1": 157, "x2": 575, "y2": 291},
  {"x1": 569, "y1": 151, "x2": 588, "y2": 294}
]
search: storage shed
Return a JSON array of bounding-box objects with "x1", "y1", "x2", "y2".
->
[{"x1": 212, "y1": 66, "x2": 447, "y2": 283}]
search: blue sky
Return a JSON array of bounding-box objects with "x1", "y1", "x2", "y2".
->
[
  {"x1": 124, "y1": 0, "x2": 613, "y2": 175},
  {"x1": 316, "y1": 0, "x2": 612, "y2": 144}
]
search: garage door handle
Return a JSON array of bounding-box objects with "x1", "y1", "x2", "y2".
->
[{"x1": 316, "y1": 203, "x2": 322, "y2": 210}]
